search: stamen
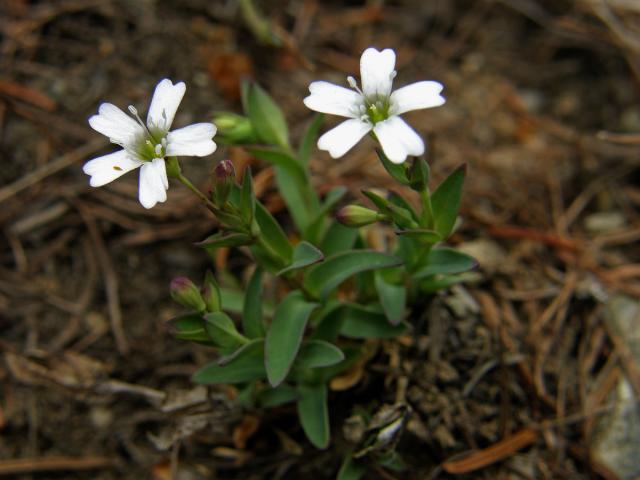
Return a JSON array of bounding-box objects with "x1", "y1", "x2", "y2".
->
[
  {"x1": 129, "y1": 104, "x2": 157, "y2": 141},
  {"x1": 347, "y1": 76, "x2": 364, "y2": 96}
]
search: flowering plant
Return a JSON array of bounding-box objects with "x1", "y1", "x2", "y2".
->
[{"x1": 84, "y1": 48, "x2": 475, "y2": 477}]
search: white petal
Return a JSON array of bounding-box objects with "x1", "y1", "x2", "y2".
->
[
  {"x1": 82, "y1": 149, "x2": 143, "y2": 187},
  {"x1": 360, "y1": 48, "x2": 396, "y2": 99},
  {"x1": 373, "y1": 116, "x2": 424, "y2": 164},
  {"x1": 390, "y1": 81, "x2": 445, "y2": 115},
  {"x1": 166, "y1": 123, "x2": 217, "y2": 156},
  {"x1": 138, "y1": 158, "x2": 168, "y2": 209},
  {"x1": 303, "y1": 81, "x2": 362, "y2": 118},
  {"x1": 317, "y1": 119, "x2": 372, "y2": 158},
  {"x1": 146, "y1": 79, "x2": 186, "y2": 131},
  {"x1": 88, "y1": 103, "x2": 143, "y2": 145}
]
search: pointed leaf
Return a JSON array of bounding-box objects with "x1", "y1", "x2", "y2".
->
[
  {"x1": 413, "y1": 247, "x2": 477, "y2": 280},
  {"x1": 277, "y1": 241, "x2": 324, "y2": 276},
  {"x1": 197, "y1": 231, "x2": 253, "y2": 248},
  {"x1": 430, "y1": 164, "x2": 466, "y2": 238},
  {"x1": 337, "y1": 455, "x2": 367, "y2": 480},
  {"x1": 374, "y1": 271, "x2": 406, "y2": 326},
  {"x1": 340, "y1": 304, "x2": 409, "y2": 338},
  {"x1": 247, "y1": 147, "x2": 307, "y2": 184},
  {"x1": 376, "y1": 148, "x2": 410, "y2": 185},
  {"x1": 305, "y1": 186, "x2": 348, "y2": 243},
  {"x1": 204, "y1": 312, "x2": 247, "y2": 349},
  {"x1": 240, "y1": 167, "x2": 256, "y2": 225},
  {"x1": 299, "y1": 114, "x2": 324, "y2": 167},
  {"x1": 304, "y1": 250, "x2": 402, "y2": 300},
  {"x1": 193, "y1": 339, "x2": 266, "y2": 384},
  {"x1": 167, "y1": 314, "x2": 212, "y2": 345},
  {"x1": 295, "y1": 340, "x2": 345, "y2": 369},
  {"x1": 395, "y1": 228, "x2": 442, "y2": 244},
  {"x1": 247, "y1": 83, "x2": 290, "y2": 149},
  {"x1": 243, "y1": 267, "x2": 265, "y2": 338},
  {"x1": 320, "y1": 220, "x2": 359, "y2": 256},
  {"x1": 256, "y1": 384, "x2": 298, "y2": 408},
  {"x1": 265, "y1": 291, "x2": 318, "y2": 387},
  {"x1": 297, "y1": 383, "x2": 330, "y2": 449}
]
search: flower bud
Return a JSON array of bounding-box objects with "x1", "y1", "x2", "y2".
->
[
  {"x1": 212, "y1": 159, "x2": 236, "y2": 205},
  {"x1": 336, "y1": 205, "x2": 381, "y2": 227},
  {"x1": 170, "y1": 277, "x2": 206, "y2": 312},
  {"x1": 213, "y1": 112, "x2": 256, "y2": 144},
  {"x1": 202, "y1": 270, "x2": 222, "y2": 313}
]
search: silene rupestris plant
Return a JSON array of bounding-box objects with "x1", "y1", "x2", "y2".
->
[{"x1": 83, "y1": 47, "x2": 476, "y2": 476}]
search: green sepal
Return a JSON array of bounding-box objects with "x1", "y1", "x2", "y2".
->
[{"x1": 376, "y1": 148, "x2": 410, "y2": 185}]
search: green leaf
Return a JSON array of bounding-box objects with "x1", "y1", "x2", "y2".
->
[
  {"x1": 374, "y1": 271, "x2": 406, "y2": 326},
  {"x1": 337, "y1": 455, "x2": 366, "y2": 480},
  {"x1": 247, "y1": 83, "x2": 290, "y2": 149},
  {"x1": 408, "y1": 157, "x2": 430, "y2": 192},
  {"x1": 299, "y1": 114, "x2": 324, "y2": 167},
  {"x1": 240, "y1": 167, "x2": 256, "y2": 226},
  {"x1": 251, "y1": 200, "x2": 293, "y2": 271},
  {"x1": 167, "y1": 314, "x2": 212, "y2": 345},
  {"x1": 362, "y1": 190, "x2": 416, "y2": 229},
  {"x1": 243, "y1": 267, "x2": 265, "y2": 338},
  {"x1": 320, "y1": 220, "x2": 359, "y2": 256},
  {"x1": 295, "y1": 340, "x2": 345, "y2": 369},
  {"x1": 419, "y1": 271, "x2": 480, "y2": 293},
  {"x1": 340, "y1": 304, "x2": 409, "y2": 339},
  {"x1": 193, "y1": 339, "x2": 266, "y2": 384},
  {"x1": 197, "y1": 231, "x2": 253, "y2": 248},
  {"x1": 376, "y1": 148, "x2": 410, "y2": 185},
  {"x1": 304, "y1": 250, "x2": 402, "y2": 300},
  {"x1": 265, "y1": 291, "x2": 318, "y2": 387},
  {"x1": 297, "y1": 383, "x2": 330, "y2": 449},
  {"x1": 274, "y1": 166, "x2": 315, "y2": 233},
  {"x1": 395, "y1": 228, "x2": 442, "y2": 244},
  {"x1": 247, "y1": 147, "x2": 307, "y2": 185},
  {"x1": 413, "y1": 247, "x2": 477, "y2": 280},
  {"x1": 204, "y1": 312, "x2": 247, "y2": 349},
  {"x1": 277, "y1": 241, "x2": 324, "y2": 276},
  {"x1": 430, "y1": 164, "x2": 466, "y2": 238},
  {"x1": 256, "y1": 384, "x2": 298, "y2": 408},
  {"x1": 305, "y1": 186, "x2": 348, "y2": 243},
  {"x1": 388, "y1": 191, "x2": 418, "y2": 223},
  {"x1": 220, "y1": 287, "x2": 275, "y2": 317}
]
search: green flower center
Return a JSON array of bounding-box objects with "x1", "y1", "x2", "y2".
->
[{"x1": 365, "y1": 97, "x2": 390, "y2": 125}]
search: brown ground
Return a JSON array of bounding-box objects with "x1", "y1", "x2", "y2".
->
[{"x1": 1, "y1": 1, "x2": 640, "y2": 479}]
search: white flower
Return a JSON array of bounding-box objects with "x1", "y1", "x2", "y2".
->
[
  {"x1": 303, "y1": 48, "x2": 445, "y2": 164},
  {"x1": 83, "y1": 79, "x2": 217, "y2": 209}
]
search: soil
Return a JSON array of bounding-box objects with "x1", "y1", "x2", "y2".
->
[{"x1": 1, "y1": 1, "x2": 639, "y2": 479}]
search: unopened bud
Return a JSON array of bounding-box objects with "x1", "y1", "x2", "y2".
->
[
  {"x1": 170, "y1": 277, "x2": 206, "y2": 312},
  {"x1": 213, "y1": 112, "x2": 256, "y2": 144},
  {"x1": 212, "y1": 159, "x2": 235, "y2": 205},
  {"x1": 202, "y1": 270, "x2": 222, "y2": 313},
  {"x1": 336, "y1": 205, "x2": 381, "y2": 228}
]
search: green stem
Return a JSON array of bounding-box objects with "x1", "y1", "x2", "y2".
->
[
  {"x1": 420, "y1": 188, "x2": 434, "y2": 229},
  {"x1": 176, "y1": 173, "x2": 217, "y2": 211}
]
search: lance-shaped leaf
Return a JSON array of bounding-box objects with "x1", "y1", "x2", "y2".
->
[
  {"x1": 295, "y1": 340, "x2": 345, "y2": 369},
  {"x1": 395, "y1": 228, "x2": 442, "y2": 244},
  {"x1": 376, "y1": 148, "x2": 410, "y2": 185},
  {"x1": 430, "y1": 164, "x2": 466, "y2": 238},
  {"x1": 167, "y1": 314, "x2": 212, "y2": 345},
  {"x1": 277, "y1": 241, "x2": 324, "y2": 276},
  {"x1": 413, "y1": 247, "x2": 477, "y2": 280},
  {"x1": 240, "y1": 167, "x2": 256, "y2": 226},
  {"x1": 362, "y1": 190, "x2": 417, "y2": 229},
  {"x1": 299, "y1": 114, "x2": 324, "y2": 167},
  {"x1": 320, "y1": 221, "x2": 359, "y2": 256},
  {"x1": 265, "y1": 291, "x2": 318, "y2": 387},
  {"x1": 251, "y1": 201, "x2": 293, "y2": 272},
  {"x1": 297, "y1": 383, "x2": 330, "y2": 449},
  {"x1": 374, "y1": 270, "x2": 406, "y2": 326},
  {"x1": 247, "y1": 83, "x2": 290, "y2": 149},
  {"x1": 256, "y1": 384, "x2": 299, "y2": 408},
  {"x1": 305, "y1": 186, "x2": 347, "y2": 243},
  {"x1": 197, "y1": 231, "x2": 253, "y2": 249},
  {"x1": 193, "y1": 339, "x2": 266, "y2": 384},
  {"x1": 204, "y1": 312, "x2": 248, "y2": 349},
  {"x1": 243, "y1": 267, "x2": 265, "y2": 338},
  {"x1": 304, "y1": 250, "x2": 402, "y2": 300},
  {"x1": 339, "y1": 304, "x2": 409, "y2": 339}
]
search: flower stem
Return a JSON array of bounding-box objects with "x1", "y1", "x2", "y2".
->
[
  {"x1": 176, "y1": 173, "x2": 217, "y2": 211},
  {"x1": 419, "y1": 188, "x2": 434, "y2": 229}
]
